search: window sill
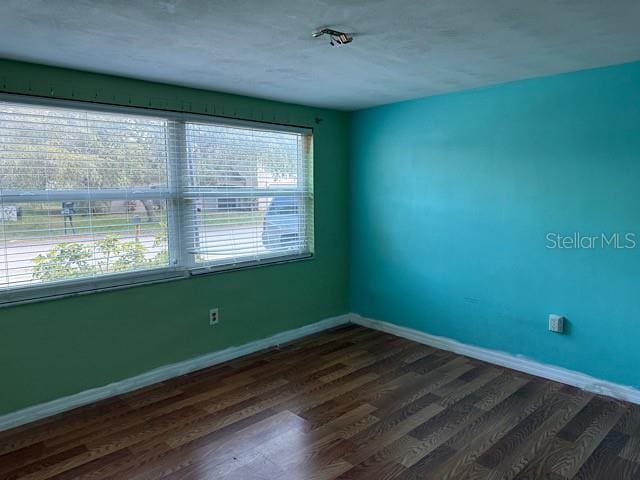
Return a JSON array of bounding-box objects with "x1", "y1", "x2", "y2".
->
[{"x1": 0, "y1": 253, "x2": 314, "y2": 308}]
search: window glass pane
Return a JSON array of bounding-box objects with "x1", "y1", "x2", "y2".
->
[
  {"x1": 186, "y1": 194, "x2": 310, "y2": 263},
  {"x1": 0, "y1": 103, "x2": 168, "y2": 191},
  {"x1": 183, "y1": 122, "x2": 313, "y2": 264},
  {"x1": 0, "y1": 199, "x2": 169, "y2": 289},
  {"x1": 185, "y1": 123, "x2": 306, "y2": 190}
]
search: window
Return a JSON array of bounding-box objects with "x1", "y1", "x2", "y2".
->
[
  {"x1": 0, "y1": 96, "x2": 313, "y2": 303},
  {"x1": 181, "y1": 122, "x2": 313, "y2": 270}
]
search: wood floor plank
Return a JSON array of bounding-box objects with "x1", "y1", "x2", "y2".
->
[
  {"x1": 613, "y1": 404, "x2": 640, "y2": 436},
  {"x1": 484, "y1": 389, "x2": 594, "y2": 480},
  {"x1": 123, "y1": 410, "x2": 306, "y2": 480},
  {"x1": 394, "y1": 444, "x2": 458, "y2": 480},
  {"x1": 309, "y1": 403, "x2": 380, "y2": 440},
  {"x1": 299, "y1": 356, "x2": 470, "y2": 430},
  {"x1": 509, "y1": 398, "x2": 627, "y2": 479},
  {"x1": 618, "y1": 435, "x2": 640, "y2": 462},
  {"x1": 412, "y1": 381, "x2": 562, "y2": 480},
  {"x1": 476, "y1": 388, "x2": 574, "y2": 469},
  {"x1": 2, "y1": 370, "x2": 275, "y2": 472},
  {"x1": 550, "y1": 400, "x2": 626, "y2": 478},
  {"x1": 1, "y1": 325, "x2": 636, "y2": 480},
  {"x1": 574, "y1": 429, "x2": 638, "y2": 480}
]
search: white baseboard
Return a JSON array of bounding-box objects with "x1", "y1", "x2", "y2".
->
[
  {"x1": 350, "y1": 313, "x2": 640, "y2": 405},
  {"x1": 5, "y1": 311, "x2": 638, "y2": 433},
  {"x1": 0, "y1": 314, "x2": 350, "y2": 433}
]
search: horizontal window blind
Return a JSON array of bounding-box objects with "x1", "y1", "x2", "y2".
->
[
  {"x1": 0, "y1": 103, "x2": 171, "y2": 290},
  {"x1": 0, "y1": 96, "x2": 313, "y2": 300},
  {"x1": 182, "y1": 122, "x2": 313, "y2": 267}
]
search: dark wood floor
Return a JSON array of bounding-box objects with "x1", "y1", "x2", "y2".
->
[{"x1": 1, "y1": 325, "x2": 639, "y2": 479}]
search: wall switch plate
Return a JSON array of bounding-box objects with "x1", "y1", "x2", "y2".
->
[
  {"x1": 209, "y1": 308, "x2": 219, "y2": 326},
  {"x1": 548, "y1": 314, "x2": 565, "y2": 333}
]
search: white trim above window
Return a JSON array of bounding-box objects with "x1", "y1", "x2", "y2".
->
[{"x1": 0, "y1": 94, "x2": 314, "y2": 306}]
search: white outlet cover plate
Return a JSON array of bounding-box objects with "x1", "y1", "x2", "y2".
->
[
  {"x1": 548, "y1": 314, "x2": 564, "y2": 333},
  {"x1": 209, "y1": 308, "x2": 219, "y2": 325}
]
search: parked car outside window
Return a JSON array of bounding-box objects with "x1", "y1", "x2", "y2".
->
[{"x1": 262, "y1": 196, "x2": 300, "y2": 250}]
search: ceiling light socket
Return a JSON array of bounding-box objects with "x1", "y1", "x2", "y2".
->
[{"x1": 312, "y1": 27, "x2": 353, "y2": 46}]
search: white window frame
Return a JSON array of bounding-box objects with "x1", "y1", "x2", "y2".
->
[{"x1": 0, "y1": 94, "x2": 314, "y2": 306}]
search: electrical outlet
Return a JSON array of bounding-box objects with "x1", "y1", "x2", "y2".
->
[
  {"x1": 209, "y1": 308, "x2": 219, "y2": 326},
  {"x1": 548, "y1": 314, "x2": 565, "y2": 333}
]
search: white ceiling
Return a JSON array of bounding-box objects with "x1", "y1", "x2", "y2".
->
[{"x1": 1, "y1": 0, "x2": 639, "y2": 110}]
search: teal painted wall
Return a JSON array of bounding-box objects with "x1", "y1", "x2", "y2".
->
[
  {"x1": 0, "y1": 60, "x2": 349, "y2": 415},
  {"x1": 351, "y1": 61, "x2": 640, "y2": 388}
]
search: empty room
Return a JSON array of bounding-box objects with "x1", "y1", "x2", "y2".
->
[{"x1": 1, "y1": 1, "x2": 639, "y2": 479}]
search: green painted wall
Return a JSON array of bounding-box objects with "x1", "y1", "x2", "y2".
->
[
  {"x1": 350, "y1": 61, "x2": 640, "y2": 388},
  {"x1": 0, "y1": 59, "x2": 349, "y2": 415}
]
